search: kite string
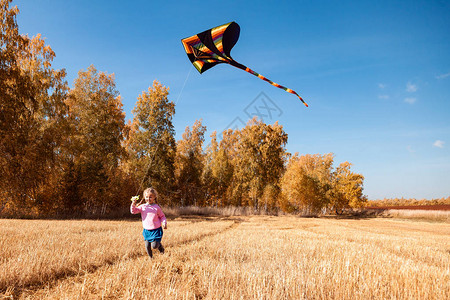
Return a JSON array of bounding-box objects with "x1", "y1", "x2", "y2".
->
[
  {"x1": 135, "y1": 143, "x2": 159, "y2": 199},
  {"x1": 175, "y1": 67, "x2": 192, "y2": 106},
  {"x1": 134, "y1": 67, "x2": 192, "y2": 200}
]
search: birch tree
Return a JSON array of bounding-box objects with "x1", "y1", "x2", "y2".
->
[{"x1": 125, "y1": 80, "x2": 176, "y2": 204}]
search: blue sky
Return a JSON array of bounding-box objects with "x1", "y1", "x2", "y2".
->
[{"x1": 14, "y1": 0, "x2": 450, "y2": 200}]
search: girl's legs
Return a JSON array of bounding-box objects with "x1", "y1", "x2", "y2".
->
[
  {"x1": 145, "y1": 240, "x2": 165, "y2": 258},
  {"x1": 151, "y1": 241, "x2": 165, "y2": 254},
  {"x1": 145, "y1": 240, "x2": 153, "y2": 258}
]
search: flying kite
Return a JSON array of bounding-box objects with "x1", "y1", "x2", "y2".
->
[{"x1": 181, "y1": 21, "x2": 308, "y2": 107}]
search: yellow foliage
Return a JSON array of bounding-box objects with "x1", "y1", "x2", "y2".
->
[
  {"x1": 175, "y1": 119, "x2": 207, "y2": 206},
  {"x1": 280, "y1": 154, "x2": 332, "y2": 214},
  {"x1": 1, "y1": 0, "x2": 69, "y2": 213},
  {"x1": 124, "y1": 80, "x2": 176, "y2": 203},
  {"x1": 280, "y1": 153, "x2": 367, "y2": 214}
]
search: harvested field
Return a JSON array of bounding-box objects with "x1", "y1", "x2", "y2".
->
[{"x1": 1, "y1": 215, "x2": 449, "y2": 299}]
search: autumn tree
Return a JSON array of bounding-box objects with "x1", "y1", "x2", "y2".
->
[
  {"x1": 216, "y1": 129, "x2": 241, "y2": 206},
  {"x1": 124, "y1": 80, "x2": 176, "y2": 204},
  {"x1": 0, "y1": 0, "x2": 68, "y2": 215},
  {"x1": 201, "y1": 132, "x2": 219, "y2": 206},
  {"x1": 202, "y1": 131, "x2": 234, "y2": 207},
  {"x1": 64, "y1": 65, "x2": 126, "y2": 214},
  {"x1": 280, "y1": 153, "x2": 334, "y2": 214},
  {"x1": 329, "y1": 161, "x2": 367, "y2": 213},
  {"x1": 175, "y1": 119, "x2": 207, "y2": 206},
  {"x1": 280, "y1": 153, "x2": 367, "y2": 215},
  {"x1": 233, "y1": 118, "x2": 288, "y2": 211}
]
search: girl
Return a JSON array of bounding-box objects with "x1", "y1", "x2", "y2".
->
[{"x1": 131, "y1": 187, "x2": 167, "y2": 258}]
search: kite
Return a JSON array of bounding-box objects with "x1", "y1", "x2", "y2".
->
[{"x1": 181, "y1": 21, "x2": 308, "y2": 107}]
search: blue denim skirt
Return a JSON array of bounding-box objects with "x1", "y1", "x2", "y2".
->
[{"x1": 142, "y1": 227, "x2": 163, "y2": 242}]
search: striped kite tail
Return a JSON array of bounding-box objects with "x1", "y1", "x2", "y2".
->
[{"x1": 242, "y1": 66, "x2": 308, "y2": 107}]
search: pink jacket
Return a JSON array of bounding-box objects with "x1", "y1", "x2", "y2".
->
[{"x1": 130, "y1": 203, "x2": 167, "y2": 230}]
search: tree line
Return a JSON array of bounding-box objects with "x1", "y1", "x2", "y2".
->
[{"x1": 1, "y1": 0, "x2": 367, "y2": 217}]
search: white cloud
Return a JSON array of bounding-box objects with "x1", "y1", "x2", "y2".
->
[
  {"x1": 404, "y1": 97, "x2": 416, "y2": 104},
  {"x1": 378, "y1": 94, "x2": 389, "y2": 100},
  {"x1": 433, "y1": 140, "x2": 445, "y2": 148},
  {"x1": 436, "y1": 72, "x2": 450, "y2": 80},
  {"x1": 406, "y1": 82, "x2": 418, "y2": 92},
  {"x1": 378, "y1": 83, "x2": 386, "y2": 89},
  {"x1": 406, "y1": 145, "x2": 415, "y2": 153}
]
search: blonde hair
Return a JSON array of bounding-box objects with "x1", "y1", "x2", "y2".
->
[{"x1": 143, "y1": 187, "x2": 158, "y2": 201}]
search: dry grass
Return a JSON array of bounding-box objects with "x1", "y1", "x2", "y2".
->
[
  {"x1": 0, "y1": 217, "x2": 235, "y2": 297},
  {"x1": 381, "y1": 209, "x2": 450, "y2": 222},
  {"x1": 163, "y1": 205, "x2": 279, "y2": 217},
  {"x1": 1, "y1": 215, "x2": 449, "y2": 299}
]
